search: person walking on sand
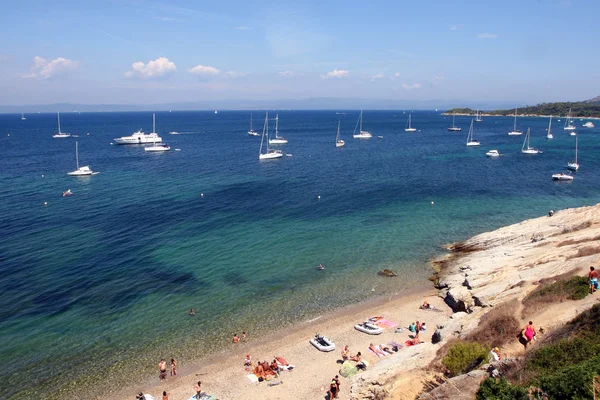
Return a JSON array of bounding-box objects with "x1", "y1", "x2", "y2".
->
[
  {"x1": 522, "y1": 321, "x2": 536, "y2": 349},
  {"x1": 328, "y1": 377, "x2": 339, "y2": 399},
  {"x1": 589, "y1": 266, "x2": 598, "y2": 294},
  {"x1": 158, "y1": 359, "x2": 167, "y2": 381},
  {"x1": 170, "y1": 358, "x2": 177, "y2": 377},
  {"x1": 333, "y1": 375, "x2": 340, "y2": 394}
]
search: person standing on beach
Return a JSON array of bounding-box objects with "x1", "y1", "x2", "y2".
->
[
  {"x1": 162, "y1": 391, "x2": 169, "y2": 400},
  {"x1": 193, "y1": 381, "x2": 202, "y2": 398},
  {"x1": 415, "y1": 321, "x2": 422, "y2": 339},
  {"x1": 242, "y1": 331, "x2": 247, "y2": 341},
  {"x1": 170, "y1": 358, "x2": 177, "y2": 377},
  {"x1": 232, "y1": 333, "x2": 240, "y2": 343},
  {"x1": 158, "y1": 359, "x2": 167, "y2": 381},
  {"x1": 589, "y1": 267, "x2": 598, "y2": 294},
  {"x1": 333, "y1": 375, "x2": 341, "y2": 394}
]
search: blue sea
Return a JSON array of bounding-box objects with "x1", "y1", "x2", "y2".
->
[{"x1": 1, "y1": 110, "x2": 599, "y2": 399}]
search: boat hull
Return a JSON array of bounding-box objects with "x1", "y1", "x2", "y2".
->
[
  {"x1": 269, "y1": 139, "x2": 288, "y2": 145},
  {"x1": 336, "y1": 140, "x2": 345, "y2": 148},
  {"x1": 259, "y1": 152, "x2": 283, "y2": 160},
  {"x1": 404, "y1": 128, "x2": 417, "y2": 132},
  {"x1": 508, "y1": 131, "x2": 523, "y2": 136},
  {"x1": 447, "y1": 127, "x2": 461, "y2": 131},
  {"x1": 552, "y1": 173, "x2": 574, "y2": 181},
  {"x1": 466, "y1": 141, "x2": 480, "y2": 146}
]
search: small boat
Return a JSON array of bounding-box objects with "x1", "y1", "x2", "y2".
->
[
  {"x1": 354, "y1": 322, "x2": 383, "y2": 335},
  {"x1": 466, "y1": 120, "x2": 480, "y2": 146},
  {"x1": 269, "y1": 114, "x2": 288, "y2": 144},
  {"x1": 248, "y1": 113, "x2": 259, "y2": 136},
  {"x1": 377, "y1": 135, "x2": 383, "y2": 139},
  {"x1": 552, "y1": 172, "x2": 574, "y2": 181},
  {"x1": 521, "y1": 127, "x2": 542, "y2": 154},
  {"x1": 405, "y1": 113, "x2": 417, "y2": 132},
  {"x1": 583, "y1": 121, "x2": 594, "y2": 128},
  {"x1": 52, "y1": 112, "x2": 71, "y2": 138},
  {"x1": 21, "y1": 112, "x2": 26, "y2": 121},
  {"x1": 214, "y1": 110, "x2": 218, "y2": 114},
  {"x1": 335, "y1": 120, "x2": 345, "y2": 148},
  {"x1": 448, "y1": 112, "x2": 461, "y2": 131},
  {"x1": 309, "y1": 334, "x2": 336, "y2": 352},
  {"x1": 564, "y1": 108, "x2": 576, "y2": 131},
  {"x1": 259, "y1": 112, "x2": 283, "y2": 160},
  {"x1": 567, "y1": 135, "x2": 579, "y2": 171},
  {"x1": 145, "y1": 143, "x2": 171, "y2": 152},
  {"x1": 547, "y1": 116, "x2": 554, "y2": 139},
  {"x1": 353, "y1": 110, "x2": 373, "y2": 138},
  {"x1": 317, "y1": 264, "x2": 325, "y2": 270},
  {"x1": 169, "y1": 131, "x2": 180, "y2": 135},
  {"x1": 570, "y1": 131, "x2": 577, "y2": 136},
  {"x1": 508, "y1": 107, "x2": 523, "y2": 135},
  {"x1": 114, "y1": 113, "x2": 162, "y2": 144},
  {"x1": 486, "y1": 149, "x2": 501, "y2": 157},
  {"x1": 67, "y1": 141, "x2": 96, "y2": 176},
  {"x1": 475, "y1": 109, "x2": 483, "y2": 122},
  {"x1": 62, "y1": 189, "x2": 73, "y2": 197}
]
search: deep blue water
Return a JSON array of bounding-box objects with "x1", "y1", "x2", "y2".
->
[{"x1": 1, "y1": 110, "x2": 599, "y2": 399}]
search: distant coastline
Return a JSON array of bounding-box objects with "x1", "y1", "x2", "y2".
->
[{"x1": 440, "y1": 112, "x2": 600, "y2": 120}]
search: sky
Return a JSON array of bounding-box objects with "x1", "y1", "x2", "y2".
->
[{"x1": 0, "y1": 0, "x2": 599, "y2": 106}]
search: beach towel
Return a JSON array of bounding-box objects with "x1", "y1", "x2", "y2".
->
[
  {"x1": 339, "y1": 360, "x2": 358, "y2": 378},
  {"x1": 368, "y1": 347, "x2": 385, "y2": 357},
  {"x1": 388, "y1": 341, "x2": 405, "y2": 350},
  {"x1": 372, "y1": 318, "x2": 397, "y2": 328},
  {"x1": 247, "y1": 374, "x2": 259, "y2": 383},
  {"x1": 187, "y1": 393, "x2": 217, "y2": 400},
  {"x1": 405, "y1": 339, "x2": 421, "y2": 347}
]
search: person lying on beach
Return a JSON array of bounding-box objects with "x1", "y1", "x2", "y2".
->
[
  {"x1": 369, "y1": 343, "x2": 386, "y2": 357},
  {"x1": 253, "y1": 363, "x2": 266, "y2": 380},
  {"x1": 420, "y1": 301, "x2": 433, "y2": 310},
  {"x1": 379, "y1": 344, "x2": 392, "y2": 354},
  {"x1": 341, "y1": 345, "x2": 350, "y2": 361},
  {"x1": 350, "y1": 352, "x2": 362, "y2": 362},
  {"x1": 270, "y1": 359, "x2": 280, "y2": 374},
  {"x1": 405, "y1": 338, "x2": 421, "y2": 346}
]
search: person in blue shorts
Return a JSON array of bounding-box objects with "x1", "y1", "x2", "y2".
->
[{"x1": 588, "y1": 266, "x2": 598, "y2": 294}]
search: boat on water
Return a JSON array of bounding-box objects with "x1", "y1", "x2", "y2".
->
[
  {"x1": 547, "y1": 116, "x2": 554, "y2": 139},
  {"x1": 552, "y1": 172, "x2": 574, "y2": 181},
  {"x1": 169, "y1": 131, "x2": 180, "y2": 135},
  {"x1": 448, "y1": 112, "x2": 461, "y2": 131},
  {"x1": 335, "y1": 120, "x2": 345, "y2": 148},
  {"x1": 353, "y1": 110, "x2": 373, "y2": 138},
  {"x1": 21, "y1": 112, "x2": 26, "y2": 121},
  {"x1": 521, "y1": 127, "x2": 542, "y2": 154},
  {"x1": 570, "y1": 131, "x2": 577, "y2": 136},
  {"x1": 269, "y1": 114, "x2": 288, "y2": 144},
  {"x1": 405, "y1": 113, "x2": 417, "y2": 132},
  {"x1": 62, "y1": 189, "x2": 73, "y2": 197},
  {"x1": 114, "y1": 113, "x2": 162, "y2": 144},
  {"x1": 475, "y1": 109, "x2": 483, "y2": 122},
  {"x1": 52, "y1": 112, "x2": 71, "y2": 138},
  {"x1": 508, "y1": 107, "x2": 522, "y2": 135},
  {"x1": 259, "y1": 112, "x2": 283, "y2": 160},
  {"x1": 567, "y1": 135, "x2": 579, "y2": 171},
  {"x1": 466, "y1": 119, "x2": 480, "y2": 146},
  {"x1": 564, "y1": 108, "x2": 576, "y2": 131},
  {"x1": 145, "y1": 143, "x2": 170, "y2": 152},
  {"x1": 248, "y1": 113, "x2": 259, "y2": 136},
  {"x1": 583, "y1": 121, "x2": 595, "y2": 128},
  {"x1": 486, "y1": 149, "x2": 501, "y2": 157},
  {"x1": 67, "y1": 141, "x2": 97, "y2": 176}
]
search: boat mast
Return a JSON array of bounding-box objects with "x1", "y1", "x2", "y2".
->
[
  {"x1": 514, "y1": 108, "x2": 517, "y2": 131},
  {"x1": 548, "y1": 116, "x2": 552, "y2": 136},
  {"x1": 275, "y1": 114, "x2": 279, "y2": 138},
  {"x1": 58, "y1": 112, "x2": 61, "y2": 134},
  {"x1": 250, "y1": 113, "x2": 253, "y2": 131},
  {"x1": 409, "y1": 113, "x2": 412, "y2": 129},
  {"x1": 452, "y1": 112, "x2": 456, "y2": 128},
  {"x1": 360, "y1": 110, "x2": 363, "y2": 132},
  {"x1": 575, "y1": 135, "x2": 578, "y2": 163},
  {"x1": 336, "y1": 120, "x2": 340, "y2": 141},
  {"x1": 152, "y1": 113, "x2": 156, "y2": 133},
  {"x1": 75, "y1": 141, "x2": 79, "y2": 169}
]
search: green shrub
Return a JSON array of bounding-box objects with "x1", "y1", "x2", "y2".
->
[
  {"x1": 526, "y1": 337, "x2": 600, "y2": 373},
  {"x1": 536, "y1": 355, "x2": 600, "y2": 399},
  {"x1": 523, "y1": 275, "x2": 589, "y2": 317},
  {"x1": 441, "y1": 341, "x2": 488, "y2": 376},
  {"x1": 476, "y1": 378, "x2": 528, "y2": 400}
]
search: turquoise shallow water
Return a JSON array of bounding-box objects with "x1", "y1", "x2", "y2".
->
[{"x1": 1, "y1": 110, "x2": 599, "y2": 398}]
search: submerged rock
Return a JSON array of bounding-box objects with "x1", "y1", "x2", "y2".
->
[{"x1": 378, "y1": 269, "x2": 398, "y2": 277}]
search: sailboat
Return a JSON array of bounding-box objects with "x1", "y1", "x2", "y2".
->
[
  {"x1": 567, "y1": 135, "x2": 579, "y2": 171},
  {"x1": 67, "y1": 141, "x2": 96, "y2": 176},
  {"x1": 546, "y1": 116, "x2": 554, "y2": 139},
  {"x1": 564, "y1": 109, "x2": 576, "y2": 131},
  {"x1": 52, "y1": 112, "x2": 71, "y2": 138},
  {"x1": 353, "y1": 110, "x2": 372, "y2": 138},
  {"x1": 475, "y1": 109, "x2": 483, "y2": 122},
  {"x1": 521, "y1": 128, "x2": 541, "y2": 154},
  {"x1": 144, "y1": 113, "x2": 170, "y2": 152},
  {"x1": 508, "y1": 107, "x2": 522, "y2": 135},
  {"x1": 269, "y1": 114, "x2": 288, "y2": 144},
  {"x1": 21, "y1": 112, "x2": 26, "y2": 121},
  {"x1": 335, "y1": 120, "x2": 345, "y2": 148},
  {"x1": 259, "y1": 112, "x2": 283, "y2": 160},
  {"x1": 405, "y1": 113, "x2": 417, "y2": 132},
  {"x1": 466, "y1": 120, "x2": 480, "y2": 146},
  {"x1": 247, "y1": 113, "x2": 259, "y2": 136},
  {"x1": 447, "y1": 112, "x2": 461, "y2": 131}
]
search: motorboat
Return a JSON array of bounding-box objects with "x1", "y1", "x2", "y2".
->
[
  {"x1": 353, "y1": 110, "x2": 373, "y2": 138},
  {"x1": 552, "y1": 172, "x2": 574, "y2": 181},
  {"x1": 354, "y1": 322, "x2": 383, "y2": 335},
  {"x1": 114, "y1": 113, "x2": 162, "y2": 144},
  {"x1": 62, "y1": 189, "x2": 73, "y2": 197},
  {"x1": 570, "y1": 131, "x2": 577, "y2": 136},
  {"x1": 52, "y1": 112, "x2": 71, "y2": 138},
  {"x1": 144, "y1": 143, "x2": 171, "y2": 152},
  {"x1": 309, "y1": 334, "x2": 336, "y2": 352},
  {"x1": 583, "y1": 121, "x2": 594, "y2": 128},
  {"x1": 486, "y1": 149, "x2": 501, "y2": 157}
]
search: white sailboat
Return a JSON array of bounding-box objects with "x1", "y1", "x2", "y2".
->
[
  {"x1": 144, "y1": 113, "x2": 170, "y2": 152},
  {"x1": 564, "y1": 108, "x2": 576, "y2": 131},
  {"x1": 567, "y1": 135, "x2": 579, "y2": 171},
  {"x1": 353, "y1": 110, "x2": 372, "y2": 138},
  {"x1": 552, "y1": 172, "x2": 574, "y2": 181},
  {"x1": 21, "y1": 112, "x2": 26, "y2": 121},
  {"x1": 466, "y1": 120, "x2": 480, "y2": 146},
  {"x1": 475, "y1": 109, "x2": 483, "y2": 122},
  {"x1": 247, "y1": 113, "x2": 259, "y2": 136},
  {"x1": 405, "y1": 113, "x2": 417, "y2": 132},
  {"x1": 547, "y1": 116, "x2": 554, "y2": 139},
  {"x1": 335, "y1": 120, "x2": 345, "y2": 148},
  {"x1": 259, "y1": 112, "x2": 283, "y2": 160},
  {"x1": 486, "y1": 149, "x2": 501, "y2": 157},
  {"x1": 583, "y1": 121, "x2": 594, "y2": 128},
  {"x1": 521, "y1": 128, "x2": 541, "y2": 154},
  {"x1": 268, "y1": 114, "x2": 288, "y2": 144},
  {"x1": 448, "y1": 112, "x2": 461, "y2": 131},
  {"x1": 67, "y1": 141, "x2": 96, "y2": 176},
  {"x1": 52, "y1": 112, "x2": 71, "y2": 138},
  {"x1": 508, "y1": 107, "x2": 522, "y2": 135}
]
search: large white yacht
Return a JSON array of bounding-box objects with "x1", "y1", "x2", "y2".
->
[{"x1": 114, "y1": 114, "x2": 162, "y2": 144}]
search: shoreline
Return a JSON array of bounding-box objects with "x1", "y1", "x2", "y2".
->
[{"x1": 440, "y1": 112, "x2": 600, "y2": 119}]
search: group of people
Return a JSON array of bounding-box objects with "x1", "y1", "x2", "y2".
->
[
  {"x1": 327, "y1": 375, "x2": 341, "y2": 399},
  {"x1": 158, "y1": 358, "x2": 177, "y2": 381},
  {"x1": 408, "y1": 320, "x2": 426, "y2": 338},
  {"x1": 245, "y1": 354, "x2": 294, "y2": 382},
  {"x1": 341, "y1": 345, "x2": 367, "y2": 369},
  {"x1": 232, "y1": 332, "x2": 247, "y2": 343}
]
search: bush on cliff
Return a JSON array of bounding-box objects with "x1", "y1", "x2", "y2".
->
[
  {"x1": 523, "y1": 274, "x2": 589, "y2": 317},
  {"x1": 442, "y1": 341, "x2": 488, "y2": 376},
  {"x1": 476, "y1": 378, "x2": 528, "y2": 400}
]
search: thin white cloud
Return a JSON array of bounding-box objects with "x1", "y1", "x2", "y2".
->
[
  {"x1": 278, "y1": 70, "x2": 295, "y2": 77},
  {"x1": 370, "y1": 73, "x2": 385, "y2": 81},
  {"x1": 401, "y1": 83, "x2": 421, "y2": 90},
  {"x1": 432, "y1": 75, "x2": 445, "y2": 82},
  {"x1": 390, "y1": 72, "x2": 401, "y2": 80},
  {"x1": 235, "y1": 26, "x2": 251, "y2": 30},
  {"x1": 189, "y1": 65, "x2": 221, "y2": 77},
  {"x1": 477, "y1": 33, "x2": 498, "y2": 39},
  {"x1": 449, "y1": 24, "x2": 463, "y2": 31},
  {"x1": 22, "y1": 56, "x2": 79, "y2": 79},
  {"x1": 125, "y1": 57, "x2": 176, "y2": 79},
  {"x1": 321, "y1": 69, "x2": 349, "y2": 79}
]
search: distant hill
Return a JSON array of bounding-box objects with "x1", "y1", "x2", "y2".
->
[
  {"x1": 584, "y1": 95, "x2": 600, "y2": 104},
  {"x1": 446, "y1": 100, "x2": 600, "y2": 118}
]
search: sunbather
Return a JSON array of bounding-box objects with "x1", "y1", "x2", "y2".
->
[
  {"x1": 379, "y1": 344, "x2": 392, "y2": 354},
  {"x1": 350, "y1": 352, "x2": 362, "y2": 362},
  {"x1": 341, "y1": 345, "x2": 350, "y2": 361},
  {"x1": 369, "y1": 343, "x2": 386, "y2": 357},
  {"x1": 270, "y1": 359, "x2": 280, "y2": 375}
]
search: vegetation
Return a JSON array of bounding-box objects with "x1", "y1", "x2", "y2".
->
[
  {"x1": 522, "y1": 275, "x2": 588, "y2": 317},
  {"x1": 476, "y1": 378, "x2": 529, "y2": 400},
  {"x1": 445, "y1": 101, "x2": 600, "y2": 118},
  {"x1": 468, "y1": 301, "x2": 520, "y2": 348},
  {"x1": 442, "y1": 341, "x2": 489, "y2": 376}
]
